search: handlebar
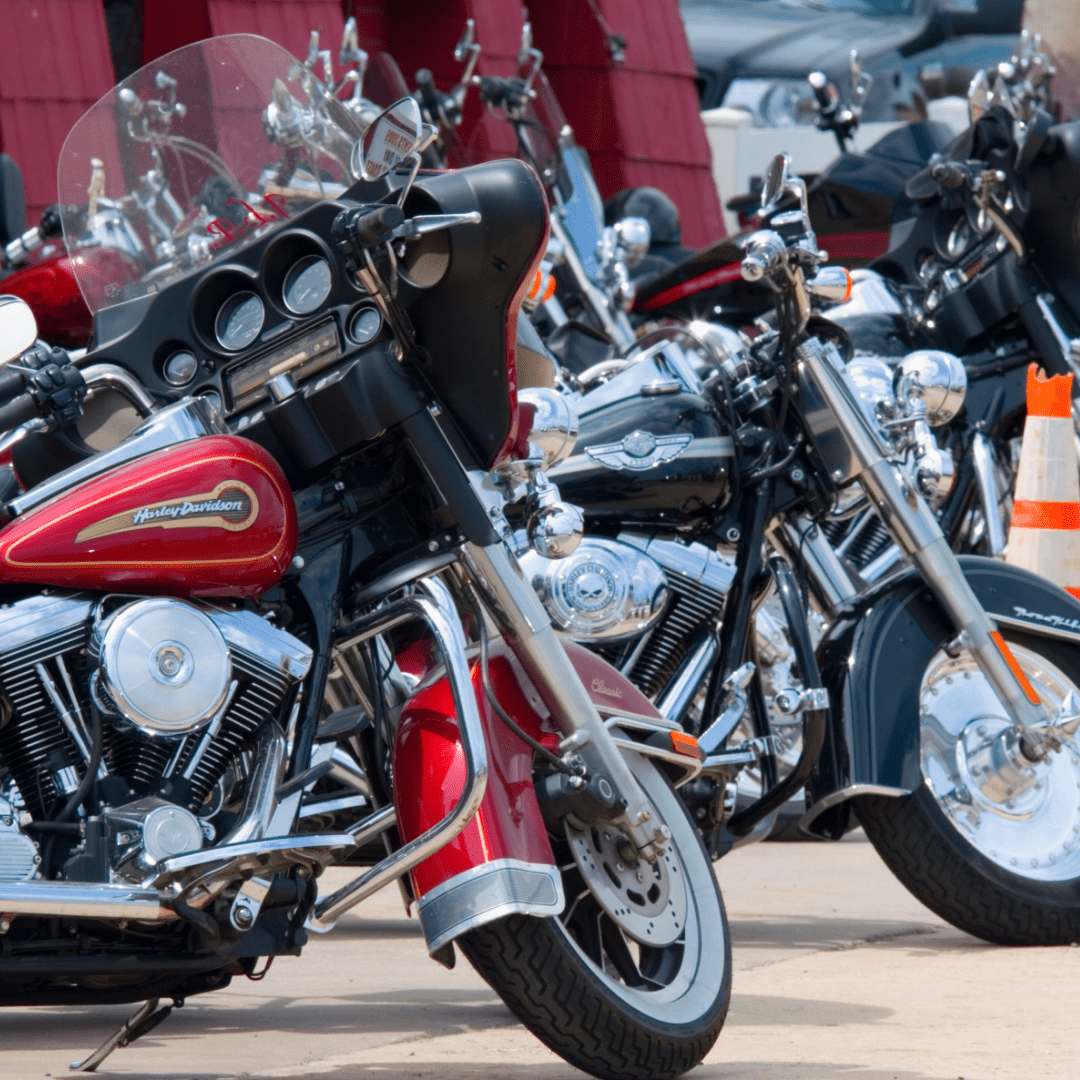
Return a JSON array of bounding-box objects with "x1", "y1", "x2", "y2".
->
[
  {"x1": 333, "y1": 203, "x2": 405, "y2": 248},
  {"x1": 931, "y1": 161, "x2": 969, "y2": 191},
  {"x1": 0, "y1": 392, "x2": 42, "y2": 432},
  {"x1": 2, "y1": 204, "x2": 62, "y2": 269}
]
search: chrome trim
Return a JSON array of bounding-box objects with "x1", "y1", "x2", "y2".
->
[
  {"x1": 772, "y1": 515, "x2": 859, "y2": 611},
  {"x1": 8, "y1": 397, "x2": 227, "y2": 517},
  {"x1": 797, "y1": 338, "x2": 1046, "y2": 730},
  {"x1": 610, "y1": 735, "x2": 702, "y2": 786},
  {"x1": 79, "y1": 363, "x2": 156, "y2": 416},
  {"x1": 298, "y1": 793, "x2": 370, "y2": 820},
  {"x1": 861, "y1": 542, "x2": 904, "y2": 582},
  {"x1": 988, "y1": 612, "x2": 1080, "y2": 645},
  {"x1": 551, "y1": 437, "x2": 734, "y2": 482},
  {"x1": 154, "y1": 832, "x2": 357, "y2": 878},
  {"x1": 344, "y1": 803, "x2": 396, "y2": 846},
  {"x1": 416, "y1": 857, "x2": 564, "y2": 954},
  {"x1": 799, "y1": 783, "x2": 909, "y2": 831},
  {"x1": 0, "y1": 881, "x2": 171, "y2": 920},
  {"x1": 600, "y1": 711, "x2": 681, "y2": 733},
  {"x1": 216, "y1": 723, "x2": 286, "y2": 846},
  {"x1": 656, "y1": 630, "x2": 718, "y2": 722},
  {"x1": 210, "y1": 607, "x2": 314, "y2": 679},
  {"x1": 0, "y1": 594, "x2": 92, "y2": 654},
  {"x1": 971, "y1": 433, "x2": 1007, "y2": 557},
  {"x1": 309, "y1": 577, "x2": 488, "y2": 930},
  {"x1": 460, "y1": 542, "x2": 664, "y2": 856}
]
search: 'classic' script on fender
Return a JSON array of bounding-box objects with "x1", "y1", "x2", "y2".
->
[{"x1": 591, "y1": 678, "x2": 623, "y2": 699}]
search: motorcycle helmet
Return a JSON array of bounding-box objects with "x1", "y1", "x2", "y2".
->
[{"x1": 605, "y1": 186, "x2": 682, "y2": 247}]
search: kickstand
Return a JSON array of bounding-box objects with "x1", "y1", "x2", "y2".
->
[{"x1": 70, "y1": 997, "x2": 177, "y2": 1072}]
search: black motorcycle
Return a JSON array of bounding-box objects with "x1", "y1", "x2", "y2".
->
[{"x1": 520, "y1": 153, "x2": 1080, "y2": 946}]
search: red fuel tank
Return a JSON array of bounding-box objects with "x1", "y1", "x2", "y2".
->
[{"x1": 0, "y1": 435, "x2": 296, "y2": 597}]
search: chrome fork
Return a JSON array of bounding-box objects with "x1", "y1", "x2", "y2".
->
[{"x1": 797, "y1": 338, "x2": 1048, "y2": 732}]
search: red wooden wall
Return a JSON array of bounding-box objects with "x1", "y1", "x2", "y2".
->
[
  {"x1": 0, "y1": 0, "x2": 724, "y2": 244},
  {"x1": 0, "y1": 0, "x2": 114, "y2": 224}
]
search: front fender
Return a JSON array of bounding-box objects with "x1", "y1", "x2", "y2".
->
[
  {"x1": 393, "y1": 637, "x2": 669, "y2": 954},
  {"x1": 805, "y1": 556, "x2": 1080, "y2": 839}
]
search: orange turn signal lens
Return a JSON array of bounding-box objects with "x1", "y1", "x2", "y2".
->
[
  {"x1": 670, "y1": 731, "x2": 703, "y2": 760},
  {"x1": 991, "y1": 630, "x2": 1041, "y2": 705}
]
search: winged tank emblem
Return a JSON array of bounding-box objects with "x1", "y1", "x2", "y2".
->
[{"x1": 585, "y1": 431, "x2": 693, "y2": 472}]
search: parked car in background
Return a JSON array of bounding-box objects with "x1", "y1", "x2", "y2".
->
[{"x1": 683, "y1": 0, "x2": 1023, "y2": 123}]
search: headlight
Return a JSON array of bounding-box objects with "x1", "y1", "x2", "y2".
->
[
  {"x1": 721, "y1": 78, "x2": 818, "y2": 127},
  {"x1": 894, "y1": 350, "x2": 967, "y2": 427}
]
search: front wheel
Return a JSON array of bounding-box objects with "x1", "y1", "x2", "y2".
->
[
  {"x1": 458, "y1": 750, "x2": 731, "y2": 1080},
  {"x1": 858, "y1": 627, "x2": 1080, "y2": 945}
]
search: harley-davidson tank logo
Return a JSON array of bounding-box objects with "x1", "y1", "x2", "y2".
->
[
  {"x1": 74, "y1": 481, "x2": 259, "y2": 544},
  {"x1": 585, "y1": 431, "x2": 693, "y2": 472}
]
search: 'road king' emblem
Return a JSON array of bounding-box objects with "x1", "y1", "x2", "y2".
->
[
  {"x1": 585, "y1": 431, "x2": 692, "y2": 472},
  {"x1": 75, "y1": 481, "x2": 259, "y2": 543}
]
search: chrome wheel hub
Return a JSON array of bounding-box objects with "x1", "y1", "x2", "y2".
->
[
  {"x1": 921, "y1": 645, "x2": 1080, "y2": 881},
  {"x1": 566, "y1": 820, "x2": 687, "y2": 946}
]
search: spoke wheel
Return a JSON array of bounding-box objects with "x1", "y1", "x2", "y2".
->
[
  {"x1": 458, "y1": 750, "x2": 731, "y2": 1080},
  {"x1": 858, "y1": 627, "x2": 1080, "y2": 945}
]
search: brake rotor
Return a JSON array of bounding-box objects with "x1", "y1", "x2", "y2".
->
[{"x1": 566, "y1": 820, "x2": 687, "y2": 946}]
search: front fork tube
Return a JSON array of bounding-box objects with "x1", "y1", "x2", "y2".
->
[
  {"x1": 798, "y1": 341, "x2": 1047, "y2": 730},
  {"x1": 459, "y1": 541, "x2": 668, "y2": 856}
]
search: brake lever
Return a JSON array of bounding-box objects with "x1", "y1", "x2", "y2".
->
[{"x1": 389, "y1": 212, "x2": 482, "y2": 241}]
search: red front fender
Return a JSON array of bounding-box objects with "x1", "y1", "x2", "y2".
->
[{"x1": 393, "y1": 638, "x2": 662, "y2": 954}]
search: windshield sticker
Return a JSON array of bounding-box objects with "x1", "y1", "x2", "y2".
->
[
  {"x1": 207, "y1": 194, "x2": 289, "y2": 252},
  {"x1": 74, "y1": 481, "x2": 259, "y2": 543}
]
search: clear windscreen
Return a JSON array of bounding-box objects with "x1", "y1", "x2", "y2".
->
[{"x1": 58, "y1": 34, "x2": 364, "y2": 314}]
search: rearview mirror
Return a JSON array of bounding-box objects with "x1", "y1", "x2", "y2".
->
[
  {"x1": 968, "y1": 69, "x2": 991, "y2": 124},
  {"x1": 352, "y1": 97, "x2": 423, "y2": 181},
  {"x1": 0, "y1": 296, "x2": 37, "y2": 366},
  {"x1": 761, "y1": 154, "x2": 789, "y2": 214},
  {"x1": 454, "y1": 20, "x2": 475, "y2": 64},
  {"x1": 518, "y1": 22, "x2": 534, "y2": 68}
]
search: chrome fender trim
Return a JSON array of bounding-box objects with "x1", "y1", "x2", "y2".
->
[{"x1": 417, "y1": 857, "x2": 565, "y2": 954}]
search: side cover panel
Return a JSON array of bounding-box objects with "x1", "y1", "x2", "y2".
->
[
  {"x1": 807, "y1": 556, "x2": 1080, "y2": 838},
  {"x1": 0, "y1": 435, "x2": 295, "y2": 597}
]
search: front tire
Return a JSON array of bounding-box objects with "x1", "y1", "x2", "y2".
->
[
  {"x1": 459, "y1": 751, "x2": 731, "y2": 1080},
  {"x1": 858, "y1": 628, "x2": 1080, "y2": 945}
]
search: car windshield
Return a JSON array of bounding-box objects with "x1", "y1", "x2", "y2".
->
[
  {"x1": 57, "y1": 34, "x2": 363, "y2": 315},
  {"x1": 680, "y1": 0, "x2": 916, "y2": 13}
]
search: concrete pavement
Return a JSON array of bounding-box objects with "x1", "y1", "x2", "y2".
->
[{"x1": 2, "y1": 831, "x2": 1078, "y2": 1079}]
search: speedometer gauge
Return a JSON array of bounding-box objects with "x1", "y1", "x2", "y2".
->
[
  {"x1": 282, "y1": 255, "x2": 332, "y2": 315},
  {"x1": 215, "y1": 292, "x2": 265, "y2": 351}
]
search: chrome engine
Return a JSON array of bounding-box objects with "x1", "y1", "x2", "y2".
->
[
  {"x1": 0, "y1": 593, "x2": 311, "y2": 883},
  {"x1": 519, "y1": 533, "x2": 736, "y2": 700}
]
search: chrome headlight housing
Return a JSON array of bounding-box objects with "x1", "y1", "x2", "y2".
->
[{"x1": 894, "y1": 350, "x2": 967, "y2": 426}]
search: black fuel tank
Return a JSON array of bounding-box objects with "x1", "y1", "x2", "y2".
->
[{"x1": 548, "y1": 341, "x2": 732, "y2": 525}]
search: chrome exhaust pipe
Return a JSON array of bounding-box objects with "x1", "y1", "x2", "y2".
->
[{"x1": 0, "y1": 881, "x2": 172, "y2": 920}]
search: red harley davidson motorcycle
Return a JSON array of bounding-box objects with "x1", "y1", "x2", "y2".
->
[{"x1": 0, "y1": 36, "x2": 730, "y2": 1079}]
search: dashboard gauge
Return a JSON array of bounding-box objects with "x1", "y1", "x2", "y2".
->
[
  {"x1": 215, "y1": 292, "x2": 265, "y2": 351},
  {"x1": 164, "y1": 350, "x2": 198, "y2": 386},
  {"x1": 283, "y1": 255, "x2": 332, "y2": 315},
  {"x1": 349, "y1": 307, "x2": 382, "y2": 346}
]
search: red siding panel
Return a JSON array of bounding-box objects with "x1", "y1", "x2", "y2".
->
[
  {"x1": 208, "y1": 0, "x2": 346, "y2": 62},
  {"x1": 531, "y1": 0, "x2": 724, "y2": 246},
  {"x1": 0, "y1": 0, "x2": 113, "y2": 222}
]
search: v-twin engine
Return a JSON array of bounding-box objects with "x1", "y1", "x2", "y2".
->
[
  {"x1": 519, "y1": 532, "x2": 736, "y2": 701},
  {"x1": 0, "y1": 593, "x2": 311, "y2": 884}
]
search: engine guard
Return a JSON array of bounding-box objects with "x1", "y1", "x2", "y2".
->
[
  {"x1": 394, "y1": 637, "x2": 689, "y2": 954},
  {"x1": 805, "y1": 555, "x2": 1080, "y2": 839}
]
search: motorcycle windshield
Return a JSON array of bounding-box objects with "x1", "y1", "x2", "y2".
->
[
  {"x1": 523, "y1": 74, "x2": 605, "y2": 283},
  {"x1": 57, "y1": 34, "x2": 363, "y2": 315}
]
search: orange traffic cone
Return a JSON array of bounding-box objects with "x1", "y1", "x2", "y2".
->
[{"x1": 1006, "y1": 364, "x2": 1080, "y2": 599}]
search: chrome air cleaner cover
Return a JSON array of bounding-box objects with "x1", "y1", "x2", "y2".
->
[
  {"x1": 93, "y1": 598, "x2": 232, "y2": 737},
  {"x1": 518, "y1": 536, "x2": 669, "y2": 642}
]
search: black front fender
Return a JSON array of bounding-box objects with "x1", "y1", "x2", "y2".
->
[{"x1": 805, "y1": 556, "x2": 1080, "y2": 839}]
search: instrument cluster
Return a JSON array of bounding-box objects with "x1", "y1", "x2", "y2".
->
[{"x1": 110, "y1": 212, "x2": 390, "y2": 419}]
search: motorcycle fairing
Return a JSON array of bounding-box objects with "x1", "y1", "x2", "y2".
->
[
  {"x1": 806, "y1": 556, "x2": 1080, "y2": 839},
  {"x1": 394, "y1": 637, "x2": 673, "y2": 954}
]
